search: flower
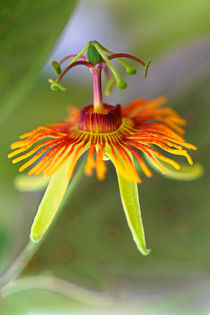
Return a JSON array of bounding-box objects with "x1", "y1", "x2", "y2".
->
[
  {"x1": 8, "y1": 41, "x2": 199, "y2": 255},
  {"x1": 8, "y1": 96, "x2": 196, "y2": 183}
]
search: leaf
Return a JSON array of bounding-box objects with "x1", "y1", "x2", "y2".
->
[
  {"x1": 0, "y1": 0, "x2": 78, "y2": 124},
  {"x1": 14, "y1": 174, "x2": 49, "y2": 192},
  {"x1": 30, "y1": 158, "x2": 71, "y2": 242},
  {"x1": 145, "y1": 154, "x2": 204, "y2": 181}
]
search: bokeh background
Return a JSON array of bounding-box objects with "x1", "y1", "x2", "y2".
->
[{"x1": 0, "y1": 0, "x2": 210, "y2": 314}]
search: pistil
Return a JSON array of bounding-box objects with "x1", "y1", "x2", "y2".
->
[
  {"x1": 91, "y1": 64, "x2": 104, "y2": 113},
  {"x1": 48, "y1": 40, "x2": 151, "y2": 110}
]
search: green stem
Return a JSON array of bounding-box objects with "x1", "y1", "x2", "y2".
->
[
  {"x1": 0, "y1": 241, "x2": 38, "y2": 290},
  {"x1": 65, "y1": 42, "x2": 90, "y2": 69},
  {"x1": 1, "y1": 275, "x2": 113, "y2": 305},
  {"x1": 0, "y1": 159, "x2": 85, "y2": 291}
]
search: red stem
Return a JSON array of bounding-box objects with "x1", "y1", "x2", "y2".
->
[
  {"x1": 58, "y1": 61, "x2": 93, "y2": 81},
  {"x1": 58, "y1": 54, "x2": 87, "y2": 65}
]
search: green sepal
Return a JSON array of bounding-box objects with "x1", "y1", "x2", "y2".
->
[
  {"x1": 30, "y1": 158, "x2": 71, "y2": 242},
  {"x1": 116, "y1": 173, "x2": 150, "y2": 255},
  {"x1": 14, "y1": 174, "x2": 49, "y2": 192},
  {"x1": 107, "y1": 151, "x2": 150, "y2": 255},
  {"x1": 51, "y1": 60, "x2": 62, "y2": 75},
  {"x1": 87, "y1": 44, "x2": 102, "y2": 65},
  {"x1": 145, "y1": 155, "x2": 204, "y2": 181}
]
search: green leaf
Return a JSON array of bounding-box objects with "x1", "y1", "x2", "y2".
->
[
  {"x1": 0, "y1": 0, "x2": 78, "y2": 124},
  {"x1": 145, "y1": 154, "x2": 204, "y2": 181},
  {"x1": 30, "y1": 158, "x2": 71, "y2": 242},
  {"x1": 14, "y1": 174, "x2": 49, "y2": 192}
]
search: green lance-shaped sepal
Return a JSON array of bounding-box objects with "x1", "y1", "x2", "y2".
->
[
  {"x1": 117, "y1": 172, "x2": 150, "y2": 255},
  {"x1": 106, "y1": 150, "x2": 150, "y2": 256},
  {"x1": 30, "y1": 158, "x2": 71, "y2": 242}
]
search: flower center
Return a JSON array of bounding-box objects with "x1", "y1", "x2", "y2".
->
[{"x1": 78, "y1": 104, "x2": 122, "y2": 133}]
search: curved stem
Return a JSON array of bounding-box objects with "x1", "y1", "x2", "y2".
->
[
  {"x1": 94, "y1": 44, "x2": 127, "y2": 90},
  {"x1": 0, "y1": 241, "x2": 38, "y2": 290},
  {"x1": 108, "y1": 53, "x2": 146, "y2": 66},
  {"x1": 0, "y1": 159, "x2": 86, "y2": 291},
  {"x1": 1, "y1": 275, "x2": 113, "y2": 305},
  {"x1": 58, "y1": 61, "x2": 93, "y2": 82},
  {"x1": 59, "y1": 54, "x2": 87, "y2": 65}
]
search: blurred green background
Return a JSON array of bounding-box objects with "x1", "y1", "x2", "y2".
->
[{"x1": 0, "y1": 0, "x2": 210, "y2": 314}]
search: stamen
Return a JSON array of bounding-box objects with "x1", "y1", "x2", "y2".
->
[
  {"x1": 49, "y1": 61, "x2": 93, "y2": 91},
  {"x1": 64, "y1": 42, "x2": 91, "y2": 69},
  {"x1": 103, "y1": 64, "x2": 115, "y2": 96},
  {"x1": 94, "y1": 44, "x2": 127, "y2": 90},
  {"x1": 94, "y1": 41, "x2": 137, "y2": 74}
]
